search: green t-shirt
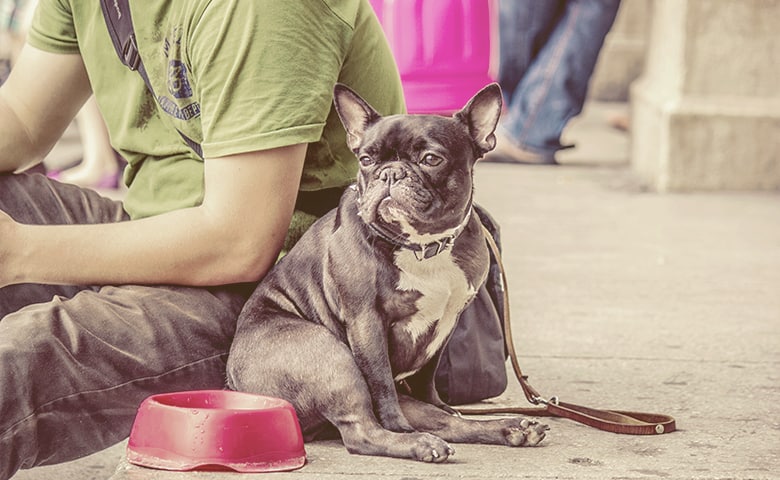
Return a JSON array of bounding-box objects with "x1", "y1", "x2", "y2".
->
[{"x1": 27, "y1": 0, "x2": 405, "y2": 232}]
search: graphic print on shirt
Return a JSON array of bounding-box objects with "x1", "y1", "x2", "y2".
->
[
  {"x1": 168, "y1": 60, "x2": 193, "y2": 99},
  {"x1": 158, "y1": 26, "x2": 201, "y2": 121}
]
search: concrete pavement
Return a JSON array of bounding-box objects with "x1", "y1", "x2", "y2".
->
[{"x1": 12, "y1": 102, "x2": 780, "y2": 479}]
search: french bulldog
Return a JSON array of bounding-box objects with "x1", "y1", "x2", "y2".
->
[{"x1": 226, "y1": 83, "x2": 548, "y2": 463}]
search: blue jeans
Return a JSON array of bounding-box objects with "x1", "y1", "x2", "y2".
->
[
  {"x1": 497, "y1": 0, "x2": 621, "y2": 156},
  {"x1": 0, "y1": 173, "x2": 250, "y2": 479}
]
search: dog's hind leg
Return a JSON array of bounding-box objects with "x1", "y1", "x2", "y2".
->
[
  {"x1": 227, "y1": 317, "x2": 455, "y2": 462},
  {"x1": 399, "y1": 395, "x2": 549, "y2": 447}
]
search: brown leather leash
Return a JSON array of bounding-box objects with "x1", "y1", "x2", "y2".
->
[{"x1": 455, "y1": 227, "x2": 676, "y2": 435}]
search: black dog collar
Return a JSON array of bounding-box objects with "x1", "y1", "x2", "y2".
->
[{"x1": 368, "y1": 206, "x2": 473, "y2": 261}]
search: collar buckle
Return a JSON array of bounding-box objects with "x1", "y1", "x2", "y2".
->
[{"x1": 414, "y1": 238, "x2": 453, "y2": 261}]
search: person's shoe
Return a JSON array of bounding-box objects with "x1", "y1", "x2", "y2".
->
[{"x1": 483, "y1": 132, "x2": 558, "y2": 165}]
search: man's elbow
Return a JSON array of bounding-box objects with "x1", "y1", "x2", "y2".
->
[
  {"x1": 230, "y1": 259, "x2": 273, "y2": 285},
  {"x1": 219, "y1": 240, "x2": 280, "y2": 285}
]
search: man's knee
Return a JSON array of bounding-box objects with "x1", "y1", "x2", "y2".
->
[{"x1": 0, "y1": 172, "x2": 127, "y2": 224}]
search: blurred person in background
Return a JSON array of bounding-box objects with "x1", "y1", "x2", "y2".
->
[
  {"x1": 2, "y1": 0, "x2": 122, "y2": 188},
  {"x1": 46, "y1": 95, "x2": 125, "y2": 189},
  {"x1": 486, "y1": 0, "x2": 621, "y2": 165}
]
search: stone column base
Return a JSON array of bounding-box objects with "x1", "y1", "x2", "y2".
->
[{"x1": 631, "y1": 78, "x2": 780, "y2": 192}]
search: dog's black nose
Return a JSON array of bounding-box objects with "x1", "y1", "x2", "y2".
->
[{"x1": 379, "y1": 166, "x2": 407, "y2": 185}]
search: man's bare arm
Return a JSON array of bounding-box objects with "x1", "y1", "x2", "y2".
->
[
  {"x1": 0, "y1": 44, "x2": 92, "y2": 172},
  {"x1": 0, "y1": 44, "x2": 307, "y2": 288},
  {"x1": 1, "y1": 144, "x2": 306, "y2": 288}
]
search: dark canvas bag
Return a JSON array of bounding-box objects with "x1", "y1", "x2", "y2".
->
[{"x1": 435, "y1": 205, "x2": 508, "y2": 405}]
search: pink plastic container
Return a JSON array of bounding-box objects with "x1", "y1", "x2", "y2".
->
[
  {"x1": 370, "y1": 0, "x2": 497, "y2": 114},
  {"x1": 126, "y1": 390, "x2": 306, "y2": 473}
]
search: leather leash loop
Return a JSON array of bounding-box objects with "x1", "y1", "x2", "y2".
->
[
  {"x1": 456, "y1": 225, "x2": 677, "y2": 435},
  {"x1": 545, "y1": 401, "x2": 676, "y2": 435}
]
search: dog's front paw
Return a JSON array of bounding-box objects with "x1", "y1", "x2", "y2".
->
[
  {"x1": 411, "y1": 433, "x2": 454, "y2": 463},
  {"x1": 503, "y1": 418, "x2": 550, "y2": 447}
]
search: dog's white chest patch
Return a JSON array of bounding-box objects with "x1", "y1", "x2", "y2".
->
[{"x1": 393, "y1": 248, "x2": 477, "y2": 379}]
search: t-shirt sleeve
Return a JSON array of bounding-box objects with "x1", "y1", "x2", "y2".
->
[
  {"x1": 188, "y1": 1, "x2": 353, "y2": 159},
  {"x1": 26, "y1": 0, "x2": 79, "y2": 54}
]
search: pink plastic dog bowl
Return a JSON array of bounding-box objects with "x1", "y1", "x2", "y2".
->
[{"x1": 126, "y1": 390, "x2": 305, "y2": 473}]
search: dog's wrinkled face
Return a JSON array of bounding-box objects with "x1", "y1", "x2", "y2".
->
[
  {"x1": 334, "y1": 84, "x2": 502, "y2": 241},
  {"x1": 354, "y1": 116, "x2": 475, "y2": 236}
]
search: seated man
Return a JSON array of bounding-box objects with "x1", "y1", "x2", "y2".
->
[{"x1": 0, "y1": 1, "x2": 403, "y2": 478}]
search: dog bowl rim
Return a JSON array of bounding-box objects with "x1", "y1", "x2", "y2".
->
[{"x1": 126, "y1": 389, "x2": 306, "y2": 473}]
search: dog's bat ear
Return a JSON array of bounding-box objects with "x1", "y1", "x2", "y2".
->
[
  {"x1": 455, "y1": 83, "x2": 503, "y2": 157},
  {"x1": 333, "y1": 84, "x2": 382, "y2": 153}
]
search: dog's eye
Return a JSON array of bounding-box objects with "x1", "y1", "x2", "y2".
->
[
  {"x1": 358, "y1": 155, "x2": 374, "y2": 166},
  {"x1": 421, "y1": 153, "x2": 443, "y2": 167}
]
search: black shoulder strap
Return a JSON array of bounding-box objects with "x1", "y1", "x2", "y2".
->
[{"x1": 99, "y1": 0, "x2": 204, "y2": 159}]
